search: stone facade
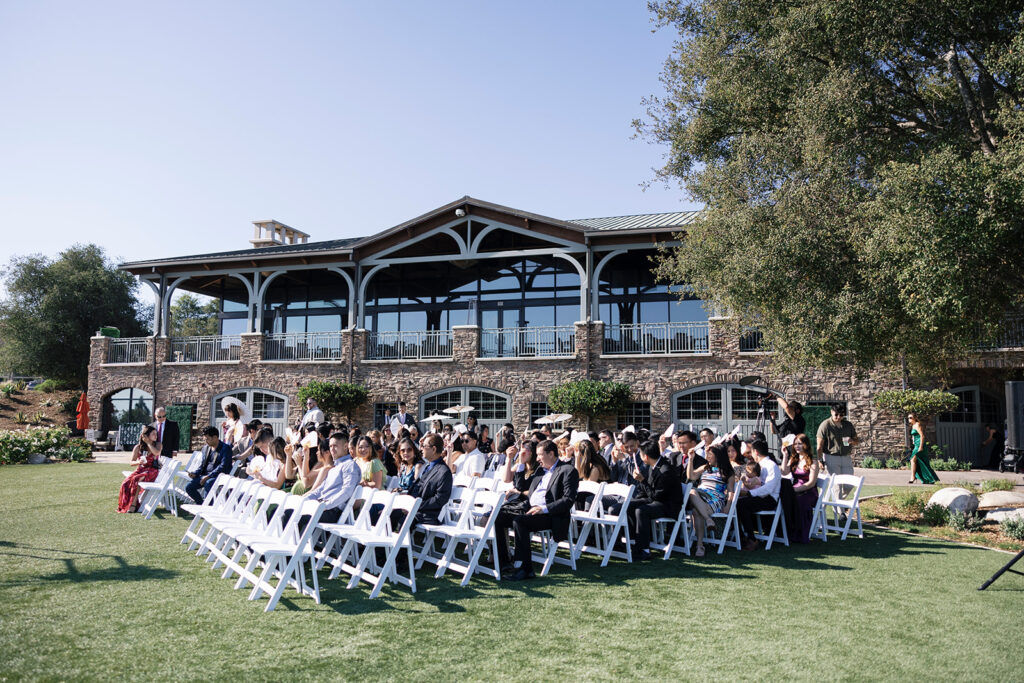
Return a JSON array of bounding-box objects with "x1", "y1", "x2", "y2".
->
[{"x1": 90, "y1": 319, "x2": 974, "y2": 460}]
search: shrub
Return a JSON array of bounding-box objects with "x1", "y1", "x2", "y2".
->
[
  {"x1": 873, "y1": 389, "x2": 960, "y2": 419},
  {"x1": 0, "y1": 384, "x2": 15, "y2": 398},
  {"x1": 31, "y1": 412, "x2": 47, "y2": 425},
  {"x1": 40, "y1": 398, "x2": 53, "y2": 407},
  {"x1": 948, "y1": 510, "x2": 985, "y2": 533},
  {"x1": 1000, "y1": 517, "x2": 1024, "y2": 541},
  {"x1": 14, "y1": 412, "x2": 27, "y2": 424},
  {"x1": 981, "y1": 479, "x2": 1015, "y2": 493},
  {"x1": 12, "y1": 380, "x2": 26, "y2": 391},
  {"x1": 33, "y1": 379, "x2": 77, "y2": 393},
  {"x1": 58, "y1": 397, "x2": 79, "y2": 415},
  {"x1": 885, "y1": 458, "x2": 903, "y2": 469},
  {"x1": 295, "y1": 381, "x2": 368, "y2": 423},
  {"x1": 548, "y1": 380, "x2": 632, "y2": 428},
  {"x1": 946, "y1": 480, "x2": 976, "y2": 490},
  {"x1": 861, "y1": 456, "x2": 882, "y2": 469},
  {"x1": 0, "y1": 426, "x2": 91, "y2": 464},
  {"x1": 890, "y1": 489, "x2": 926, "y2": 515},
  {"x1": 922, "y1": 503, "x2": 950, "y2": 526}
]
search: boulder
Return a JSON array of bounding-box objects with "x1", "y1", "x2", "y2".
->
[
  {"x1": 927, "y1": 487, "x2": 979, "y2": 515},
  {"x1": 26, "y1": 453, "x2": 51, "y2": 465},
  {"x1": 985, "y1": 508, "x2": 1024, "y2": 523},
  {"x1": 977, "y1": 490, "x2": 1024, "y2": 509}
]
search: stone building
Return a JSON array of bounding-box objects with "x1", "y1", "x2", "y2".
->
[{"x1": 86, "y1": 197, "x2": 1023, "y2": 463}]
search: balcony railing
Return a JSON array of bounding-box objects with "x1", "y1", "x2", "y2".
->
[
  {"x1": 264, "y1": 331, "x2": 344, "y2": 361},
  {"x1": 479, "y1": 326, "x2": 576, "y2": 358},
  {"x1": 976, "y1": 315, "x2": 1024, "y2": 350},
  {"x1": 739, "y1": 328, "x2": 766, "y2": 352},
  {"x1": 367, "y1": 330, "x2": 453, "y2": 360},
  {"x1": 603, "y1": 322, "x2": 709, "y2": 355},
  {"x1": 168, "y1": 335, "x2": 242, "y2": 363},
  {"x1": 106, "y1": 337, "x2": 148, "y2": 364}
]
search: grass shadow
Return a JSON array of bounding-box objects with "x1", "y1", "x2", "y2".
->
[{"x1": 0, "y1": 541, "x2": 180, "y2": 586}]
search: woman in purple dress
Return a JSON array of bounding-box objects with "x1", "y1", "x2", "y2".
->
[{"x1": 781, "y1": 433, "x2": 819, "y2": 543}]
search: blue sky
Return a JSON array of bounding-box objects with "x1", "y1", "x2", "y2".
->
[{"x1": 0, "y1": 1, "x2": 697, "y2": 270}]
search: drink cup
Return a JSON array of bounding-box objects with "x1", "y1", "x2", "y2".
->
[{"x1": 842, "y1": 437, "x2": 850, "y2": 447}]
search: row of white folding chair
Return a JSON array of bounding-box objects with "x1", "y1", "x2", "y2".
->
[
  {"x1": 136, "y1": 457, "x2": 181, "y2": 519},
  {"x1": 180, "y1": 476, "x2": 259, "y2": 554},
  {"x1": 808, "y1": 473, "x2": 832, "y2": 542},
  {"x1": 172, "y1": 451, "x2": 204, "y2": 503},
  {"x1": 320, "y1": 488, "x2": 422, "y2": 599},
  {"x1": 819, "y1": 474, "x2": 864, "y2": 540},
  {"x1": 704, "y1": 480, "x2": 744, "y2": 554},
  {"x1": 418, "y1": 488, "x2": 508, "y2": 585},
  {"x1": 649, "y1": 482, "x2": 694, "y2": 560},
  {"x1": 572, "y1": 481, "x2": 636, "y2": 566}
]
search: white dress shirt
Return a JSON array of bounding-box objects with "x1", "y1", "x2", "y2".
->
[
  {"x1": 300, "y1": 408, "x2": 325, "y2": 426},
  {"x1": 749, "y1": 457, "x2": 781, "y2": 500},
  {"x1": 307, "y1": 455, "x2": 361, "y2": 510},
  {"x1": 529, "y1": 466, "x2": 555, "y2": 511},
  {"x1": 454, "y1": 449, "x2": 486, "y2": 477}
]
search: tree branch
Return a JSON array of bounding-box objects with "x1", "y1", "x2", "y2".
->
[{"x1": 943, "y1": 45, "x2": 996, "y2": 155}]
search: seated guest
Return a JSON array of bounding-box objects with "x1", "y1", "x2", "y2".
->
[
  {"x1": 495, "y1": 439, "x2": 579, "y2": 581},
  {"x1": 486, "y1": 437, "x2": 513, "y2": 471},
  {"x1": 304, "y1": 430, "x2": 360, "y2": 525},
  {"x1": 554, "y1": 431, "x2": 572, "y2": 462},
  {"x1": 574, "y1": 439, "x2": 611, "y2": 483},
  {"x1": 185, "y1": 426, "x2": 234, "y2": 504},
  {"x1": 669, "y1": 430, "x2": 698, "y2": 478},
  {"x1": 249, "y1": 430, "x2": 287, "y2": 489},
  {"x1": 736, "y1": 440, "x2": 782, "y2": 551},
  {"x1": 616, "y1": 440, "x2": 683, "y2": 560},
  {"x1": 354, "y1": 435, "x2": 385, "y2": 489},
  {"x1": 291, "y1": 435, "x2": 332, "y2": 495},
  {"x1": 598, "y1": 429, "x2": 615, "y2": 461},
  {"x1": 232, "y1": 419, "x2": 263, "y2": 470},
  {"x1": 608, "y1": 430, "x2": 641, "y2": 485},
  {"x1": 781, "y1": 433, "x2": 819, "y2": 543},
  {"x1": 395, "y1": 437, "x2": 423, "y2": 491},
  {"x1": 117, "y1": 426, "x2": 162, "y2": 513},
  {"x1": 429, "y1": 419, "x2": 443, "y2": 434},
  {"x1": 452, "y1": 431, "x2": 486, "y2": 477},
  {"x1": 687, "y1": 443, "x2": 736, "y2": 557},
  {"x1": 404, "y1": 433, "x2": 453, "y2": 526},
  {"x1": 500, "y1": 440, "x2": 542, "y2": 502},
  {"x1": 695, "y1": 427, "x2": 715, "y2": 458},
  {"x1": 740, "y1": 460, "x2": 762, "y2": 490}
]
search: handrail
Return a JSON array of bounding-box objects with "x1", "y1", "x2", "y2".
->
[
  {"x1": 264, "y1": 331, "x2": 344, "y2": 361},
  {"x1": 167, "y1": 335, "x2": 242, "y2": 363},
  {"x1": 367, "y1": 330, "x2": 453, "y2": 360},
  {"x1": 479, "y1": 326, "x2": 576, "y2": 358},
  {"x1": 603, "y1": 321, "x2": 709, "y2": 355},
  {"x1": 106, "y1": 337, "x2": 148, "y2": 364}
]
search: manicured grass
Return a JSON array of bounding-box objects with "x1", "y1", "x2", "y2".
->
[{"x1": 2, "y1": 464, "x2": 1023, "y2": 681}]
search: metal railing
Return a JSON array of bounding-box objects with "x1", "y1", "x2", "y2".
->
[
  {"x1": 976, "y1": 315, "x2": 1024, "y2": 350},
  {"x1": 603, "y1": 321, "x2": 710, "y2": 355},
  {"x1": 264, "y1": 331, "x2": 344, "y2": 361},
  {"x1": 167, "y1": 335, "x2": 242, "y2": 363},
  {"x1": 479, "y1": 326, "x2": 576, "y2": 358},
  {"x1": 367, "y1": 330, "x2": 453, "y2": 360},
  {"x1": 106, "y1": 337, "x2": 148, "y2": 364},
  {"x1": 739, "y1": 328, "x2": 766, "y2": 352}
]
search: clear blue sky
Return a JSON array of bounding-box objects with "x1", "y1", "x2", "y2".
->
[{"x1": 0, "y1": 1, "x2": 697, "y2": 270}]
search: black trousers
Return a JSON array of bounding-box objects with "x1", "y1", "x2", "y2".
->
[
  {"x1": 494, "y1": 509, "x2": 556, "y2": 567},
  {"x1": 736, "y1": 495, "x2": 778, "y2": 541},
  {"x1": 628, "y1": 499, "x2": 673, "y2": 552}
]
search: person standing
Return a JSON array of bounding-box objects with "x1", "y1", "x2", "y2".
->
[
  {"x1": 390, "y1": 402, "x2": 415, "y2": 432},
  {"x1": 150, "y1": 407, "x2": 179, "y2": 458},
  {"x1": 816, "y1": 404, "x2": 859, "y2": 478},
  {"x1": 297, "y1": 398, "x2": 325, "y2": 429},
  {"x1": 907, "y1": 413, "x2": 938, "y2": 485}
]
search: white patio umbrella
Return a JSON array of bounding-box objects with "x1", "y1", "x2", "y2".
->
[
  {"x1": 443, "y1": 405, "x2": 475, "y2": 414},
  {"x1": 420, "y1": 413, "x2": 456, "y2": 423}
]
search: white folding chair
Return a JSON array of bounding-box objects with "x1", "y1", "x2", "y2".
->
[
  {"x1": 418, "y1": 487, "x2": 479, "y2": 569},
  {"x1": 172, "y1": 451, "x2": 205, "y2": 503},
  {"x1": 705, "y1": 481, "x2": 742, "y2": 554},
  {"x1": 473, "y1": 477, "x2": 498, "y2": 491},
  {"x1": 384, "y1": 476, "x2": 400, "y2": 492},
  {"x1": 808, "y1": 474, "x2": 832, "y2": 542},
  {"x1": 753, "y1": 494, "x2": 790, "y2": 550},
  {"x1": 453, "y1": 473, "x2": 476, "y2": 489},
  {"x1": 440, "y1": 485, "x2": 475, "y2": 525},
  {"x1": 572, "y1": 482, "x2": 633, "y2": 566},
  {"x1": 180, "y1": 474, "x2": 238, "y2": 549},
  {"x1": 137, "y1": 458, "x2": 181, "y2": 519},
  {"x1": 821, "y1": 474, "x2": 864, "y2": 540},
  {"x1": 315, "y1": 486, "x2": 377, "y2": 570},
  {"x1": 430, "y1": 490, "x2": 507, "y2": 586},
  {"x1": 650, "y1": 482, "x2": 694, "y2": 559},
  {"x1": 333, "y1": 493, "x2": 421, "y2": 599}
]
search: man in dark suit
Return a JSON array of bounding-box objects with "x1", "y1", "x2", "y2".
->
[
  {"x1": 151, "y1": 407, "x2": 180, "y2": 458},
  {"x1": 624, "y1": 439, "x2": 684, "y2": 560},
  {"x1": 497, "y1": 439, "x2": 579, "y2": 581},
  {"x1": 389, "y1": 401, "x2": 415, "y2": 432},
  {"x1": 184, "y1": 426, "x2": 234, "y2": 504},
  {"x1": 406, "y1": 433, "x2": 453, "y2": 526}
]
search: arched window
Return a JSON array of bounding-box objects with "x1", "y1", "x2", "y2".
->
[
  {"x1": 672, "y1": 383, "x2": 782, "y2": 451},
  {"x1": 212, "y1": 388, "x2": 288, "y2": 437},
  {"x1": 103, "y1": 388, "x2": 153, "y2": 430},
  {"x1": 420, "y1": 386, "x2": 511, "y2": 435}
]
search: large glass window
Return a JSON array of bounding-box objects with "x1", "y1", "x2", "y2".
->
[
  {"x1": 104, "y1": 388, "x2": 153, "y2": 430},
  {"x1": 363, "y1": 256, "x2": 581, "y2": 333},
  {"x1": 617, "y1": 402, "x2": 652, "y2": 431},
  {"x1": 421, "y1": 387, "x2": 510, "y2": 432},
  {"x1": 675, "y1": 389, "x2": 723, "y2": 422},
  {"x1": 212, "y1": 389, "x2": 288, "y2": 437},
  {"x1": 598, "y1": 250, "x2": 706, "y2": 326},
  {"x1": 260, "y1": 271, "x2": 348, "y2": 335}
]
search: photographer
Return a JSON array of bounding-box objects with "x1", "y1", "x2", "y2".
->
[{"x1": 767, "y1": 393, "x2": 805, "y2": 439}]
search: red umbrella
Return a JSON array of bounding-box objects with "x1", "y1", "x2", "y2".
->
[{"x1": 76, "y1": 392, "x2": 90, "y2": 430}]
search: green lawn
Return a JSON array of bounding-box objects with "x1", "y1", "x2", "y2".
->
[{"x1": 2, "y1": 464, "x2": 1022, "y2": 681}]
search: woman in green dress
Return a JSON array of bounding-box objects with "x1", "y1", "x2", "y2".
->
[{"x1": 907, "y1": 412, "x2": 938, "y2": 484}]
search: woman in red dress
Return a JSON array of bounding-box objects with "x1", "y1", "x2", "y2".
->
[{"x1": 117, "y1": 426, "x2": 162, "y2": 513}]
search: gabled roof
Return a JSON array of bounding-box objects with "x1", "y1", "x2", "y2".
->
[
  {"x1": 571, "y1": 210, "x2": 701, "y2": 232},
  {"x1": 121, "y1": 237, "x2": 363, "y2": 269}
]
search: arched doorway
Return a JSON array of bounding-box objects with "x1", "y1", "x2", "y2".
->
[
  {"x1": 672, "y1": 383, "x2": 783, "y2": 452},
  {"x1": 212, "y1": 388, "x2": 288, "y2": 438},
  {"x1": 420, "y1": 386, "x2": 512, "y2": 438},
  {"x1": 936, "y1": 385, "x2": 1004, "y2": 466},
  {"x1": 103, "y1": 387, "x2": 154, "y2": 450}
]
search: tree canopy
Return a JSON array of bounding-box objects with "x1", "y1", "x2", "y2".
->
[
  {"x1": 548, "y1": 380, "x2": 632, "y2": 429},
  {"x1": 640, "y1": 0, "x2": 1024, "y2": 377},
  {"x1": 169, "y1": 294, "x2": 219, "y2": 337},
  {"x1": 0, "y1": 244, "x2": 150, "y2": 385}
]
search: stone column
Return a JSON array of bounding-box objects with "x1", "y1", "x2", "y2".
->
[
  {"x1": 151, "y1": 336, "x2": 168, "y2": 365},
  {"x1": 87, "y1": 335, "x2": 111, "y2": 429},
  {"x1": 452, "y1": 325, "x2": 479, "y2": 364},
  {"x1": 708, "y1": 317, "x2": 735, "y2": 356},
  {"x1": 589, "y1": 320, "x2": 605, "y2": 360},
  {"x1": 240, "y1": 332, "x2": 264, "y2": 366}
]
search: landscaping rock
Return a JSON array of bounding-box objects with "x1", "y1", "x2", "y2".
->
[
  {"x1": 26, "y1": 454, "x2": 51, "y2": 465},
  {"x1": 985, "y1": 508, "x2": 1024, "y2": 523},
  {"x1": 977, "y1": 491, "x2": 1024, "y2": 509},
  {"x1": 927, "y1": 487, "x2": 978, "y2": 515}
]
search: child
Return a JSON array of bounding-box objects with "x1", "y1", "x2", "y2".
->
[{"x1": 740, "y1": 460, "x2": 762, "y2": 490}]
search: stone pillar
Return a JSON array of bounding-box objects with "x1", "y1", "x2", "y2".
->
[
  {"x1": 87, "y1": 335, "x2": 110, "y2": 429},
  {"x1": 151, "y1": 336, "x2": 167, "y2": 365},
  {"x1": 452, "y1": 325, "x2": 479, "y2": 364},
  {"x1": 352, "y1": 329, "x2": 368, "y2": 361},
  {"x1": 240, "y1": 332, "x2": 263, "y2": 366},
  {"x1": 708, "y1": 318, "x2": 735, "y2": 356},
  {"x1": 589, "y1": 320, "x2": 605, "y2": 360},
  {"x1": 574, "y1": 321, "x2": 589, "y2": 361}
]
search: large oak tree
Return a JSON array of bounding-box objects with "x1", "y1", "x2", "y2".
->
[{"x1": 640, "y1": 0, "x2": 1024, "y2": 376}]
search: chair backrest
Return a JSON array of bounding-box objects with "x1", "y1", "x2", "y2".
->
[
  {"x1": 387, "y1": 494, "x2": 422, "y2": 546},
  {"x1": 575, "y1": 480, "x2": 606, "y2": 517},
  {"x1": 469, "y1": 489, "x2": 507, "y2": 536},
  {"x1": 293, "y1": 497, "x2": 326, "y2": 552},
  {"x1": 600, "y1": 483, "x2": 634, "y2": 521},
  {"x1": 829, "y1": 474, "x2": 863, "y2": 503},
  {"x1": 185, "y1": 451, "x2": 203, "y2": 474},
  {"x1": 494, "y1": 478, "x2": 513, "y2": 493},
  {"x1": 719, "y1": 480, "x2": 742, "y2": 516},
  {"x1": 154, "y1": 458, "x2": 178, "y2": 485},
  {"x1": 446, "y1": 486, "x2": 479, "y2": 529},
  {"x1": 815, "y1": 473, "x2": 832, "y2": 500},
  {"x1": 384, "y1": 476, "x2": 400, "y2": 492},
  {"x1": 473, "y1": 477, "x2": 498, "y2": 491},
  {"x1": 453, "y1": 474, "x2": 475, "y2": 489}
]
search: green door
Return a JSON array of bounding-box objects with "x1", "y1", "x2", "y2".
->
[{"x1": 166, "y1": 403, "x2": 195, "y2": 452}]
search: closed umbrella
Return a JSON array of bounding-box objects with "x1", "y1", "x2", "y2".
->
[{"x1": 75, "y1": 392, "x2": 90, "y2": 430}]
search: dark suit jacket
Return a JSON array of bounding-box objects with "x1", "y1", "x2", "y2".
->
[
  {"x1": 635, "y1": 457, "x2": 683, "y2": 513},
  {"x1": 151, "y1": 420, "x2": 180, "y2": 458},
  {"x1": 409, "y1": 460, "x2": 453, "y2": 524},
  {"x1": 196, "y1": 441, "x2": 233, "y2": 479},
  {"x1": 526, "y1": 460, "x2": 579, "y2": 541}
]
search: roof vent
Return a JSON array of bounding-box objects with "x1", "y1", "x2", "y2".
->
[{"x1": 250, "y1": 220, "x2": 309, "y2": 248}]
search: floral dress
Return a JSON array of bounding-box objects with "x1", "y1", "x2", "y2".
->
[
  {"x1": 696, "y1": 467, "x2": 728, "y2": 514},
  {"x1": 118, "y1": 450, "x2": 159, "y2": 512}
]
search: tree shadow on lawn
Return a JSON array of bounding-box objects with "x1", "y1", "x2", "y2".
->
[{"x1": 0, "y1": 540, "x2": 179, "y2": 586}]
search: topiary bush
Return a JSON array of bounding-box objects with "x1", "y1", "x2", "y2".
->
[
  {"x1": 548, "y1": 380, "x2": 632, "y2": 429},
  {"x1": 873, "y1": 389, "x2": 960, "y2": 418},
  {"x1": 33, "y1": 379, "x2": 78, "y2": 393},
  {"x1": 0, "y1": 426, "x2": 92, "y2": 464},
  {"x1": 295, "y1": 381, "x2": 368, "y2": 424},
  {"x1": 1000, "y1": 517, "x2": 1024, "y2": 541},
  {"x1": 948, "y1": 510, "x2": 985, "y2": 533},
  {"x1": 922, "y1": 503, "x2": 950, "y2": 526}
]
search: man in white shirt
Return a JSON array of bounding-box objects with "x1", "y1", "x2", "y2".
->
[
  {"x1": 736, "y1": 440, "x2": 782, "y2": 551},
  {"x1": 297, "y1": 398, "x2": 325, "y2": 429},
  {"x1": 452, "y1": 431, "x2": 486, "y2": 477},
  {"x1": 304, "y1": 431, "x2": 360, "y2": 525}
]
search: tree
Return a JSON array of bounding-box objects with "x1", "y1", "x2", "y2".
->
[
  {"x1": 547, "y1": 380, "x2": 632, "y2": 429},
  {"x1": 874, "y1": 389, "x2": 960, "y2": 419},
  {"x1": 639, "y1": 1, "x2": 1024, "y2": 377},
  {"x1": 0, "y1": 244, "x2": 150, "y2": 385},
  {"x1": 296, "y1": 380, "x2": 368, "y2": 424},
  {"x1": 169, "y1": 293, "x2": 219, "y2": 337}
]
